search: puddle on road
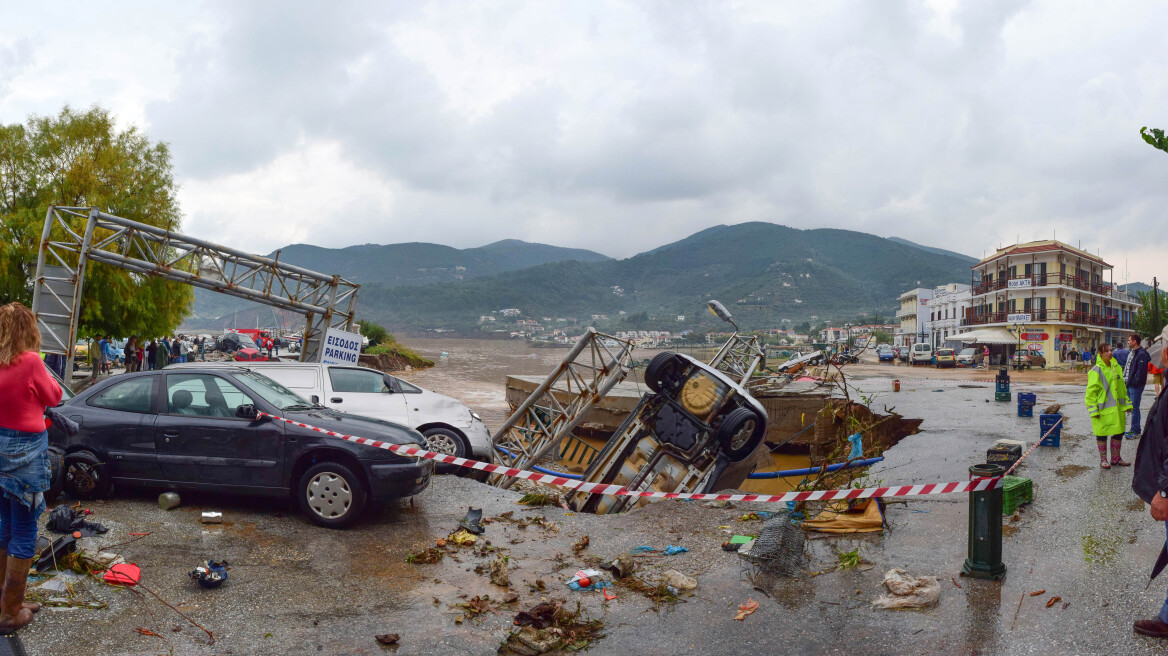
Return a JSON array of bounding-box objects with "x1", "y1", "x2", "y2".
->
[{"x1": 1054, "y1": 464, "x2": 1090, "y2": 479}]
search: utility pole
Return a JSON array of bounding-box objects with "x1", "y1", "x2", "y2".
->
[{"x1": 1155, "y1": 277, "x2": 1160, "y2": 335}]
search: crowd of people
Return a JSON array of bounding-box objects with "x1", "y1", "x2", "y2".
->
[{"x1": 96, "y1": 334, "x2": 209, "y2": 373}]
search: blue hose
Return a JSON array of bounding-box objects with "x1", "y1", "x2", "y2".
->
[{"x1": 746, "y1": 456, "x2": 884, "y2": 479}]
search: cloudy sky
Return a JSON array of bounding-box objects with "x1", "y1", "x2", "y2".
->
[{"x1": 2, "y1": 1, "x2": 1167, "y2": 282}]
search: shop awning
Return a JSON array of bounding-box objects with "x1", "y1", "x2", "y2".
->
[
  {"x1": 949, "y1": 328, "x2": 1019, "y2": 344},
  {"x1": 1088, "y1": 328, "x2": 1103, "y2": 334}
]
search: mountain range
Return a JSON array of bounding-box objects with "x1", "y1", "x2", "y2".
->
[{"x1": 184, "y1": 223, "x2": 985, "y2": 334}]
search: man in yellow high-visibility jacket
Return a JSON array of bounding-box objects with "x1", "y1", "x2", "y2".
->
[{"x1": 1087, "y1": 343, "x2": 1133, "y2": 468}]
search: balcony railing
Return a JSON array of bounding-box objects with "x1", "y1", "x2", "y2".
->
[
  {"x1": 965, "y1": 309, "x2": 1133, "y2": 330},
  {"x1": 971, "y1": 273, "x2": 1122, "y2": 298}
]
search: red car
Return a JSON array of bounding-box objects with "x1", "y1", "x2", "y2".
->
[{"x1": 233, "y1": 348, "x2": 269, "y2": 362}]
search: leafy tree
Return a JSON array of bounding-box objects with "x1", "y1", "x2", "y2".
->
[
  {"x1": 871, "y1": 329, "x2": 893, "y2": 345},
  {"x1": 0, "y1": 106, "x2": 191, "y2": 338},
  {"x1": 1135, "y1": 289, "x2": 1168, "y2": 341},
  {"x1": 357, "y1": 319, "x2": 392, "y2": 346},
  {"x1": 1141, "y1": 127, "x2": 1168, "y2": 155}
]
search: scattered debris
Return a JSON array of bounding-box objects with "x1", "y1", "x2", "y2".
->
[
  {"x1": 448, "y1": 530, "x2": 478, "y2": 546},
  {"x1": 1030, "y1": 590, "x2": 1046, "y2": 596},
  {"x1": 703, "y1": 499, "x2": 735, "y2": 509},
  {"x1": 503, "y1": 592, "x2": 520, "y2": 603},
  {"x1": 459, "y1": 507, "x2": 485, "y2": 535},
  {"x1": 199, "y1": 511, "x2": 223, "y2": 525},
  {"x1": 490, "y1": 556, "x2": 510, "y2": 587},
  {"x1": 602, "y1": 588, "x2": 617, "y2": 602},
  {"x1": 103, "y1": 563, "x2": 142, "y2": 587},
  {"x1": 158, "y1": 492, "x2": 181, "y2": 510},
  {"x1": 375, "y1": 634, "x2": 401, "y2": 646},
  {"x1": 35, "y1": 532, "x2": 80, "y2": 572},
  {"x1": 721, "y1": 542, "x2": 741, "y2": 552},
  {"x1": 837, "y1": 548, "x2": 861, "y2": 570},
  {"x1": 406, "y1": 548, "x2": 444, "y2": 565},
  {"x1": 739, "y1": 512, "x2": 772, "y2": 522},
  {"x1": 457, "y1": 595, "x2": 492, "y2": 616},
  {"x1": 1046, "y1": 596, "x2": 1061, "y2": 608},
  {"x1": 135, "y1": 627, "x2": 164, "y2": 639},
  {"x1": 504, "y1": 601, "x2": 603, "y2": 656},
  {"x1": 602, "y1": 554, "x2": 636, "y2": 579},
  {"x1": 189, "y1": 561, "x2": 230, "y2": 589},
  {"x1": 517, "y1": 493, "x2": 558, "y2": 507},
  {"x1": 630, "y1": 545, "x2": 688, "y2": 556},
  {"x1": 661, "y1": 570, "x2": 697, "y2": 592},
  {"x1": 46, "y1": 505, "x2": 108, "y2": 536},
  {"x1": 566, "y1": 569, "x2": 610, "y2": 592},
  {"x1": 734, "y1": 599, "x2": 759, "y2": 620},
  {"x1": 951, "y1": 577, "x2": 962, "y2": 589},
  {"x1": 871, "y1": 568, "x2": 939, "y2": 609},
  {"x1": 571, "y1": 536, "x2": 590, "y2": 554},
  {"x1": 1043, "y1": 403, "x2": 1062, "y2": 415}
]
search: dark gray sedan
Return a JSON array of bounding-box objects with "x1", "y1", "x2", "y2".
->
[{"x1": 48, "y1": 366, "x2": 433, "y2": 528}]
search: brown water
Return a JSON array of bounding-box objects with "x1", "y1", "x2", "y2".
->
[{"x1": 396, "y1": 337, "x2": 809, "y2": 494}]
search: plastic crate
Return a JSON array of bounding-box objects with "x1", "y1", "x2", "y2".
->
[
  {"x1": 1018, "y1": 391, "x2": 1036, "y2": 406},
  {"x1": 1039, "y1": 414, "x2": 1063, "y2": 447},
  {"x1": 987, "y1": 443, "x2": 1022, "y2": 470},
  {"x1": 996, "y1": 381, "x2": 1011, "y2": 394},
  {"x1": 1002, "y1": 475, "x2": 1033, "y2": 515},
  {"x1": 1017, "y1": 403, "x2": 1034, "y2": 418},
  {"x1": 995, "y1": 390, "x2": 1012, "y2": 403}
]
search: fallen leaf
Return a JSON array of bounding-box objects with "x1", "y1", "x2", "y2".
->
[
  {"x1": 734, "y1": 599, "x2": 759, "y2": 620},
  {"x1": 1029, "y1": 590, "x2": 1045, "y2": 596}
]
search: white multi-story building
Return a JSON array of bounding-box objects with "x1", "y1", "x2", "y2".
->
[
  {"x1": 966, "y1": 240, "x2": 1141, "y2": 364},
  {"x1": 925, "y1": 283, "x2": 972, "y2": 349},
  {"x1": 895, "y1": 288, "x2": 933, "y2": 347}
]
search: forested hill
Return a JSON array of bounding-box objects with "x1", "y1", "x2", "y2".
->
[
  {"x1": 188, "y1": 239, "x2": 610, "y2": 324},
  {"x1": 357, "y1": 222, "x2": 977, "y2": 332}
]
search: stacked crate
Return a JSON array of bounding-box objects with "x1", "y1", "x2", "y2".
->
[{"x1": 1017, "y1": 391, "x2": 1036, "y2": 418}]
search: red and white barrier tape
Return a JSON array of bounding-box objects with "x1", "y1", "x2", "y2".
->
[
  {"x1": 258, "y1": 412, "x2": 1005, "y2": 503},
  {"x1": 1002, "y1": 415, "x2": 1063, "y2": 477}
]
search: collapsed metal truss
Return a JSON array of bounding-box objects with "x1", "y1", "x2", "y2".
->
[
  {"x1": 490, "y1": 328, "x2": 636, "y2": 489},
  {"x1": 709, "y1": 332, "x2": 766, "y2": 386},
  {"x1": 30, "y1": 206, "x2": 359, "y2": 381}
]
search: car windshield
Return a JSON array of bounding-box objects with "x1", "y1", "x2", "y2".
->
[
  {"x1": 43, "y1": 361, "x2": 73, "y2": 401},
  {"x1": 960, "y1": 348, "x2": 975, "y2": 356},
  {"x1": 938, "y1": 349, "x2": 954, "y2": 356},
  {"x1": 234, "y1": 334, "x2": 258, "y2": 349},
  {"x1": 233, "y1": 370, "x2": 309, "y2": 410}
]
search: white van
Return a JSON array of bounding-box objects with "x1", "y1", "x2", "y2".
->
[
  {"x1": 171, "y1": 361, "x2": 491, "y2": 459},
  {"x1": 910, "y1": 343, "x2": 933, "y2": 365}
]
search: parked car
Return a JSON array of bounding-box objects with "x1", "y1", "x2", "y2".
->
[
  {"x1": 171, "y1": 361, "x2": 492, "y2": 460},
  {"x1": 233, "y1": 347, "x2": 270, "y2": 362},
  {"x1": 215, "y1": 332, "x2": 259, "y2": 353},
  {"x1": 910, "y1": 343, "x2": 933, "y2": 365},
  {"x1": 47, "y1": 366, "x2": 433, "y2": 528},
  {"x1": 934, "y1": 348, "x2": 957, "y2": 368},
  {"x1": 1011, "y1": 351, "x2": 1046, "y2": 370},
  {"x1": 956, "y1": 347, "x2": 978, "y2": 366},
  {"x1": 877, "y1": 345, "x2": 896, "y2": 362},
  {"x1": 896, "y1": 346, "x2": 910, "y2": 362},
  {"x1": 568, "y1": 352, "x2": 767, "y2": 515}
]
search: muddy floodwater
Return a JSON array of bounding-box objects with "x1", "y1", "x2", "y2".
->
[{"x1": 395, "y1": 338, "x2": 810, "y2": 493}]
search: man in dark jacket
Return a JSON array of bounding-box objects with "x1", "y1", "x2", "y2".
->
[
  {"x1": 1126, "y1": 334, "x2": 1153, "y2": 439},
  {"x1": 1132, "y1": 329, "x2": 1168, "y2": 637}
]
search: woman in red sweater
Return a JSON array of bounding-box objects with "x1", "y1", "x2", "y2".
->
[{"x1": 0, "y1": 302, "x2": 62, "y2": 633}]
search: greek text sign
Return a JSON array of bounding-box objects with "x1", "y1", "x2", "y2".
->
[
  {"x1": 320, "y1": 328, "x2": 362, "y2": 365},
  {"x1": 1008, "y1": 279, "x2": 1032, "y2": 289}
]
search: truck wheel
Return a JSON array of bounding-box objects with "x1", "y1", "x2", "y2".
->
[
  {"x1": 64, "y1": 450, "x2": 113, "y2": 500},
  {"x1": 714, "y1": 407, "x2": 766, "y2": 462},
  {"x1": 298, "y1": 461, "x2": 368, "y2": 529},
  {"x1": 422, "y1": 428, "x2": 469, "y2": 459},
  {"x1": 645, "y1": 352, "x2": 682, "y2": 394}
]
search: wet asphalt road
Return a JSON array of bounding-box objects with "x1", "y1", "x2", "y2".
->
[{"x1": 15, "y1": 371, "x2": 1168, "y2": 655}]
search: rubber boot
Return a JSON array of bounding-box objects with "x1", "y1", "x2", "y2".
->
[
  {"x1": 0, "y1": 550, "x2": 38, "y2": 614},
  {"x1": 0, "y1": 556, "x2": 35, "y2": 634},
  {"x1": 1098, "y1": 441, "x2": 1110, "y2": 469},
  {"x1": 1111, "y1": 438, "x2": 1131, "y2": 466}
]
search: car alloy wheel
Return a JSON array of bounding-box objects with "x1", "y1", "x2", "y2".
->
[
  {"x1": 306, "y1": 471, "x2": 353, "y2": 520},
  {"x1": 425, "y1": 431, "x2": 459, "y2": 456}
]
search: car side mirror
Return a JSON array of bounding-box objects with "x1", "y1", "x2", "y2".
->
[
  {"x1": 236, "y1": 404, "x2": 259, "y2": 420},
  {"x1": 310, "y1": 395, "x2": 320, "y2": 404}
]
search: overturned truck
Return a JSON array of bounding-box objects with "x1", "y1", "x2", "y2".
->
[{"x1": 565, "y1": 352, "x2": 767, "y2": 513}]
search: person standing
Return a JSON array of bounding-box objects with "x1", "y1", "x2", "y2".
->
[
  {"x1": 983, "y1": 345, "x2": 990, "y2": 370},
  {"x1": 159, "y1": 336, "x2": 171, "y2": 369},
  {"x1": 97, "y1": 335, "x2": 110, "y2": 375},
  {"x1": 1131, "y1": 327, "x2": 1168, "y2": 637},
  {"x1": 1086, "y1": 343, "x2": 1132, "y2": 468},
  {"x1": 197, "y1": 337, "x2": 205, "y2": 362},
  {"x1": 170, "y1": 336, "x2": 181, "y2": 365},
  {"x1": 0, "y1": 302, "x2": 61, "y2": 633},
  {"x1": 145, "y1": 340, "x2": 157, "y2": 371},
  {"x1": 1117, "y1": 341, "x2": 1131, "y2": 368},
  {"x1": 123, "y1": 337, "x2": 138, "y2": 373},
  {"x1": 1125, "y1": 333, "x2": 1152, "y2": 440}
]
